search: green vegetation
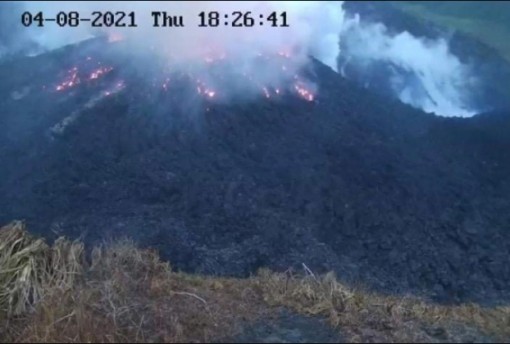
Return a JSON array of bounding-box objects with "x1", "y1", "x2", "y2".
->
[
  {"x1": 391, "y1": 1, "x2": 510, "y2": 63},
  {"x1": 1, "y1": 221, "x2": 509, "y2": 342}
]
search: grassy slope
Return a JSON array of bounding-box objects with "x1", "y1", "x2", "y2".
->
[
  {"x1": 390, "y1": 1, "x2": 510, "y2": 63},
  {"x1": 1, "y1": 222, "x2": 509, "y2": 343}
]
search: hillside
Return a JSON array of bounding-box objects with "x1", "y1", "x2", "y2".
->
[
  {"x1": 2, "y1": 2, "x2": 510, "y2": 342},
  {"x1": 0, "y1": 37, "x2": 509, "y2": 308}
]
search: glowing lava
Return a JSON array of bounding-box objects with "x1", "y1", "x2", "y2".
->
[
  {"x1": 103, "y1": 80, "x2": 126, "y2": 96},
  {"x1": 294, "y1": 83, "x2": 314, "y2": 102},
  {"x1": 262, "y1": 87, "x2": 270, "y2": 99},
  {"x1": 54, "y1": 61, "x2": 114, "y2": 92},
  {"x1": 51, "y1": 49, "x2": 315, "y2": 105},
  {"x1": 89, "y1": 67, "x2": 113, "y2": 80},
  {"x1": 56, "y1": 67, "x2": 80, "y2": 91},
  {"x1": 193, "y1": 78, "x2": 217, "y2": 99}
]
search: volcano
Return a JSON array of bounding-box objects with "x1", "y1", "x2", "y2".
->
[{"x1": 0, "y1": 36, "x2": 509, "y2": 306}]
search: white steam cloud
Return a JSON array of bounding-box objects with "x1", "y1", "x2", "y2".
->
[
  {"x1": 18, "y1": 1, "x2": 345, "y2": 103},
  {"x1": 339, "y1": 15, "x2": 478, "y2": 117},
  {"x1": 22, "y1": 1, "x2": 344, "y2": 69},
  {"x1": 10, "y1": 1, "x2": 479, "y2": 116}
]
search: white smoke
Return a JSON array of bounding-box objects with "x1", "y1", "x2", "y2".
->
[
  {"x1": 11, "y1": 1, "x2": 479, "y2": 116},
  {"x1": 15, "y1": 1, "x2": 345, "y2": 103},
  {"x1": 339, "y1": 15, "x2": 478, "y2": 117},
  {"x1": 21, "y1": 1, "x2": 344, "y2": 70}
]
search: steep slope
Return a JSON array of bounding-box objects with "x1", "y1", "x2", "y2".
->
[{"x1": 0, "y1": 38, "x2": 509, "y2": 305}]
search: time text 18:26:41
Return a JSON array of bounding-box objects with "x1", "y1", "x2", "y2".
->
[{"x1": 198, "y1": 11, "x2": 289, "y2": 28}]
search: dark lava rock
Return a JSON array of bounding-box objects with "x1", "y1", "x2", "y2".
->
[
  {"x1": 227, "y1": 309, "x2": 344, "y2": 343},
  {"x1": 0, "y1": 37, "x2": 509, "y2": 306}
]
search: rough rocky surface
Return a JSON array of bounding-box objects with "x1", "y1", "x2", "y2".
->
[
  {"x1": 227, "y1": 308, "x2": 496, "y2": 343},
  {"x1": 0, "y1": 33, "x2": 509, "y2": 308},
  {"x1": 228, "y1": 309, "x2": 344, "y2": 343}
]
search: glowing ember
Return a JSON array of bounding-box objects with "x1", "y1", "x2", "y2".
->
[
  {"x1": 103, "y1": 80, "x2": 126, "y2": 96},
  {"x1": 55, "y1": 68, "x2": 80, "y2": 91},
  {"x1": 262, "y1": 87, "x2": 270, "y2": 99},
  {"x1": 192, "y1": 77, "x2": 217, "y2": 99},
  {"x1": 54, "y1": 63, "x2": 115, "y2": 93},
  {"x1": 294, "y1": 83, "x2": 314, "y2": 102},
  {"x1": 89, "y1": 67, "x2": 113, "y2": 80},
  {"x1": 162, "y1": 79, "x2": 169, "y2": 91},
  {"x1": 49, "y1": 49, "x2": 317, "y2": 105}
]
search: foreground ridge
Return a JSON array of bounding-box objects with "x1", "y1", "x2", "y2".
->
[{"x1": 0, "y1": 221, "x2": 508, "y2": 343}]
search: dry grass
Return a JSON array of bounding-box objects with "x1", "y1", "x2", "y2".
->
[
  {"x1": 0, "y1": 223, "x2": 266, "y2": 343},
  {"x1": 256, "y1": 268, "x2": 510, "y2": 342},
  {"x1": 0, "y1": 221, "x2": 84, "y2": 317},
  {"x1": 1, "y1": 221, "x2": 509, "y2": 343}
]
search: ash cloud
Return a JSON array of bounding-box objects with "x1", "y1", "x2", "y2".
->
[
  {"x1": 21, "y1": 1, "x2": 344, "y2": 67},
  {"x1": 7, "y1": 1, "x2": 480, "y2": 117},
  {"x1": 337, "y1": 14, "x2": 479, "y2": 117},
  {"x1": 16, "y1": 1, "x2": 345, "y2": 101}
]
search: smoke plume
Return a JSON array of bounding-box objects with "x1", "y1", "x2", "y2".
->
[
  {"x1": 3, "y1": 1, "x2": 480, "y2": 116},
  {"x1": 338, "y1": 14, "x2": 478, "y2": 117},
  {"x1": 18, "y1": 1, "x2": 342, "y2": 68}
]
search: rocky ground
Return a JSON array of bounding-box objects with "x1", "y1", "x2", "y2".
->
[
  {"x1": 1, "y1": 3, "x2": 510, "y2": 310},
  {"x1": 228, "y1": 309, "x2": 345, "y2": 343}
]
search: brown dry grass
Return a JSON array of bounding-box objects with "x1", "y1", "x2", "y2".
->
[
  {"x1": 0, "y1": 221, "x2": 84, "y2": 317},
  {"x1": 256, "y1": 268, "x2": 510, "y2": 342},
  {"x1": 1, "y1": 221, "x2": 509, "y2": 343},
  {"x1": 0, "y1": 223, "x2": 267, "y2": 343}
]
